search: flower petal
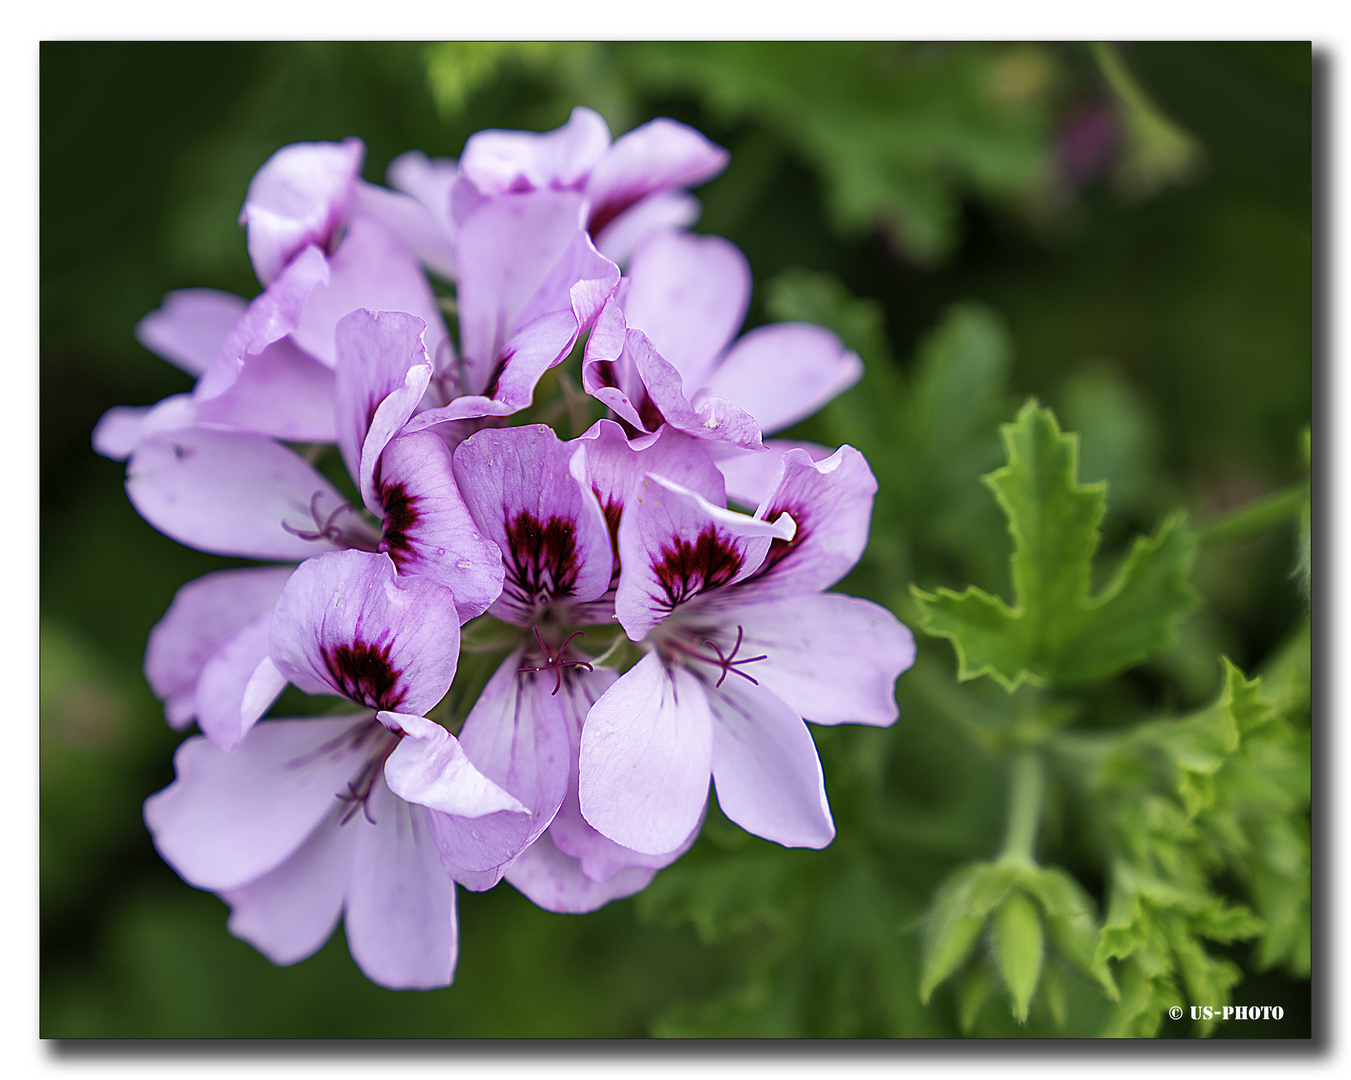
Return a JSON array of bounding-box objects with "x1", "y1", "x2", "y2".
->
[
  {"x1": 622, "y1": 230, "x2": 749, "y2": 390},
  {"x1": 241, "y1": 138, "x2": 364, "y2": 286},
  {"x1": 578, "y1": 652, "x2": 712, "y2": 855},
  {"x1": 615, "y1": 473, "x2": 794, "y2": 641},
  {"x1": 193, "y1": 337, "x2": 337, "y2": 444},
  {"x1": 351, "y1": 177, "x2": 456, "y2": 282},
  {"x1": 703, "y1": 322, "x2": 863, "y2": 436},
  {"x1": 269, "y1": 550, "x2": 460, "y2": 714},
  {"x1": 332, "y1": 309, "x2": 433, "y2": 512},
  {"x1": 375, "y1": 431, "x2": 504, "y2": 621},
  {"x1": 504, "y1": 830, "x2": 656, "y2": 915},
  {"x1": 380, "y1": 711, "x2": 528, "y2": 819},
  {"x1": 343, "y1": 776, "x2": 459, "y2": 990},
  {"x1": 194, "y1": 609, "x2": 287, "y2": 750},
  {"x1": 291, "y1": 215, "x2": 449, "y2": 371},
  {"x1": 459, "y1": 105, "x2": 610, "y2": 195},
  {"x1": 144, "y1": 714, "x2": 379, "y2": 891},
  {"x1": 221, "y1": 806, "x2": 354, "y2": 967},
  {"x1": 135, "y1": 288, "x2": 249, "y2": 377},
  {"x1": 733, "y1": 593, "x2": 915, "y2": 727},
  {"x1": 452, "y1": 425, "x2": 612, "y2": 623},
  {"x1": 628, "y1": 328, "x2": 763, "y2": 449},
  {"x1": 125, "y1": 428, "x2": 353, "y2": 560},
  {"x1": 593, "y1": 190, "x2": 700, "y2": 266},
  {"x1": 708, "y1": 678, "x2": 835, "y2": 849},
  {"x1": 738, "y1": 445, "x2": 878, "y2": 598},
  {"x1": 144, "y1": 566, "x2": 292, "y2": 728},
  {"x1": 715, "y1": 439, "x2": 834, "y2": 510}
]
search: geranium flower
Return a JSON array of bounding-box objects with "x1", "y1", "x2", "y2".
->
[
  {"x1": 573, "y1": 441, "x2": 915, "y2": 856},
  {"x1": 144, "y1": 549, "x2": 530, "y2": 990}
]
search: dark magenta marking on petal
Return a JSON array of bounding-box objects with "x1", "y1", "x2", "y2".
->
[
  {"x1": 753, "y1": 502, "x2": 807, "y2": 578},
  {"x1": 481, "y1": 347, "x2": 516, "y2": 400},
  {"x1": 586, "y1": 188, "x2": 642, "y2": 238},
  {"x1": 379, "y1": 482, "x2": 419, "y2": 567},
  {"x1": 503, "y1": 511, "x2": 581, "y2": 608},
  {"x1": 595, "y1": 487, "x2": 623, "y2": 583},
  {"x1": 322, "y1": 639, "x2": 404, "y2": 711},
  {"x1": 653, "y1": 526, "x2": 743, "y2": 609}
]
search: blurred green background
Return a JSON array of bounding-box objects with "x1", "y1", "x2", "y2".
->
[{"x1": 40, "y1": 42, "x2": 1310, "y2": 1037}]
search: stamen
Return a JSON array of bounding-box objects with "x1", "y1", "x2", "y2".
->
[
  {"x1": 517, "y1": 626, "x2": 595, "y2": 695},
  {"x1": 281, "y1": 490, "x2": 380, "y2": 551},
  {"x1": 699, "y1": 625, "x2": 768, "y2": 689}
]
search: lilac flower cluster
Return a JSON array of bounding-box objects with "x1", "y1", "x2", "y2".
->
[{"x1": 97, "y1": 107, "x2": 916, "y2": 991}]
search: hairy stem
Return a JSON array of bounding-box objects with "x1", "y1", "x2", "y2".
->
[
  {"x1": 1197, "y1": 482, "x2": 1308, "y2": 546},
  {"x1": 1001, "y1": 750, "x2": 1044, "y2": 864}
]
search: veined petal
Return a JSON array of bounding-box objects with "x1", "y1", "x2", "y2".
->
[
  {"x1": 585, "y1": 118, "x2": 728, "y2": 237},
  {"x1": 125, "y1": 428, "x2": 352, "y2": 561},
  {"x1": 376, "y1": 432, "x2": 504, "y2": 621},
  {"x1": 738, "y1": 445, "x2": 877, "y2": 598},
  {"x1": 708, "y1": 678, "x2": 835, "y2": 849},
  {"x1": 194, "y1": 609, "x2": 286, "y2": 750},
  {"x1": 343, "y1": 776, "x2": 459, "y2": 990},
  {"x1": 144, "y1": 566, "x2": 293, "y2": 729},
  {"x1": 733, "y1": 594, "x2": 915, "y2": 727},
  {"x1": 703, "y1": 323, "x2": 863, "y2": 436},
  {"x1": 578, "y1": 652, "x2": 712, "y2": 855},
  {"x1": 615, "y1": 473, "x2": 794, "y2": 641},
  {"x1": 459, "y1": 105, "x2": 610, "y2": 195},
  {"x1": 193, "y1": 337, "x2": 337, "y2": 444},
  {"x1": 136, "y1": 288, "x2": 248, "y2": 378},
  {"x1": 269, "y1": 550, "x2": 460, "y2": 714},
  {"x1": 221, "y1": 805, "x2": 354, "y2": 967},
  {"x1": 622, "y1": 230, "x2": 749, "y2": 390},
  {"x1": 241, "y1": 138, "x2": 364, "y2": 286},
  {"x1": 504, "y1": 830, "x2": 657, "y2": 915},
  {"x1": 291, "y1": 215, "x2": 449, "y2": 371},
  {"x1": 331, "y1": 309, "x2": 433, "y2": 512},
  {"x1": 452, "y1": 425, "x2": 612, "y2": 622},
  {"x1": 454, "y1": 189, "x2": 587, "y2": 388},
  {"x1": 144, "y1": 714, "x2": 380, "y2": 892}
]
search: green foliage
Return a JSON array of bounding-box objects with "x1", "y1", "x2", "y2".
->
[{"x1": 913, "y1": 401, "x2": 1199, "y2": 691}]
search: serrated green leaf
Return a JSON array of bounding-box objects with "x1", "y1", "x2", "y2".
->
[
  {"x1": 913, "y1": 400, "x2": 1199, "y2": 691},
  {"x1": 991, "y1": 891, "x2": 1044, "y2": 1022}
]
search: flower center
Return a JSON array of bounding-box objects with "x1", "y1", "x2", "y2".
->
[{"x1": 517, "y1": 625, "x2": 594, "y2": 695}]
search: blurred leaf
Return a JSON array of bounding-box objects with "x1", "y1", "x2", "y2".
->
[{"x1": 991, "y1": 891, "x2": 1044, "y2": 1022}]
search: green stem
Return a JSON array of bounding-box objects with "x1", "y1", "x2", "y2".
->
[
  {"x1": 1197, "y1": 483, "x2": 1308, "y2": 546},
  {"x1": 1000, "y1": 751, "x2": 1044, "y2": 864}
]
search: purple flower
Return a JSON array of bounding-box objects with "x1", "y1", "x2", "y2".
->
[
  {"x1": 144, "y1": 549, "x2": 530, "y2": 990},
  {"x1": 126, "y1": 310, "x2": 503, "y2": 749},
  {"x1": 581, "y1": 230, "x2": 862, "y2": 451},
  {"x1": 453, "y1": 105, "x2": 728, "y2": 264},
  {"x1": 571, "y1": 439, "x2": 915, "y2": 856}
]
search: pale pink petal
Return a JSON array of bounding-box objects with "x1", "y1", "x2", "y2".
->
[
  {"x1": 593, "y1": 190, "x2": 701, "y2": 265},
  {"x1": 622, "y1": 230, "x2": 750, "y2": 389},
  {"x1": 194, "y1": 609, "x2": 286, "y2": 750},
  {"x1": 125, "y1": 429, "x2": 353, "y2": 561},
  {"x1": 144, "y1": 714, "x2": 379, "y2": 891},
  {"x1": 614, "y1": 473, "x2": 794, "y2": 641},
  {"x1": 376, "y1": 432, "x2": 504, "y2": 621},
  {"x1": 351, "y1": 178, "x2": 456, "y2": 281},
  {"x1": 578, "y1": 652, "x2": 713, "y2": 855},
  {"x1": 380, "y1": 711, "x2": 528, "y2": 819},
  {"x1": 135, "y1": 289, "x2": 249, "y2": 377},
  {"x1": 738, "y1": 445, "x2": 878, "y2": 598},
  {"x1": 579, "y1": 298, "x2": 648, "y2": 431},
  {"x1": 193, "y1": 337, "x2": 337, "y2": 444},
  {"x1": 628, "y1": 329, "x2": 762, "y2": 449},
  {"x1": 331, "y1": 309, "x2": 432, "y2": 512},
  {"x1": 343, "y1": 776, "x2": 459, "y2": 990},
  {"x1": 715, "y1": 439, "x2": 834, "y2": 510},
  {"x1": 241, "y1": 138, "x2": 364, "y2": 286},
  {"x1": 703, "y1": 323, "x2": 863, "y2": 436},
  {"x1": 733, "y1": 594, "x2": 915, "y2": 727},
  {"x1": 144, "y1": 566, "x2": 293, "y2": 729},
  {"x1": 459, "y1": 105, "x2": 610, "y2": 195},
  {"x1": 291, "y1": 216, "x2": 449, "y2": 371},
  {"x1": 269, "y1": 550, "x2": 460, "y2": 715},
  {"x1": 504, "y1": 830, "x2": 656, "y2": 914},
  {"x1": 585, "y1": 118, "x2": 728, "y2": 237},
  {"x1": 221, "y1": 807, "x2": 354, "y2": 966},
  {"x1": 708, "y1": 678, "x2": 834, "y2": 848}
]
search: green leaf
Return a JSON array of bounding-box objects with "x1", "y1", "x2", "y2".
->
[
  {"x1": 1021, "y1": 866, "x2": 1119, "y2": 1000},
  {"x1": 918, "y1": 861, "x2": 1019, "y2": 1002},
  {"x1": 913, "y1": 400, "x2": 1199, "y2": 691},
  {"x1": 991, "y1": 892, "x2": 1044, "y2": 1022}
]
